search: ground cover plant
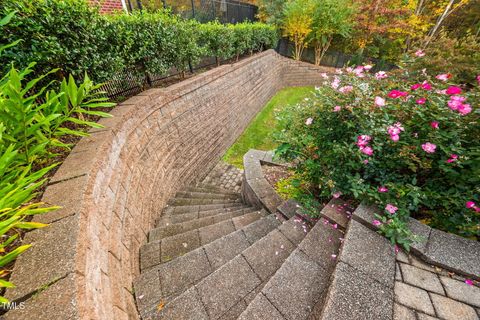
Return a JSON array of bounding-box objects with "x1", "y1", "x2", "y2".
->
[
  {"x1": 275, "y1": 56, "x2": 479, "y2": 248},
  {"x1": 223, "y1": 86, "x2": 314, "y2": 168}
]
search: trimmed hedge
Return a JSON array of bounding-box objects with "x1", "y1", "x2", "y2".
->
[{"x1": 0, "y1": 0, "x2": 279, "y2": 83}]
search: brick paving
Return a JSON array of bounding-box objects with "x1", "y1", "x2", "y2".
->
[
  {"x1": 202, "y1": 161, "x2": 244, "y2": 192},
  {"x1": 394, "y1": 250, "x2": 480, "y2": 320}
]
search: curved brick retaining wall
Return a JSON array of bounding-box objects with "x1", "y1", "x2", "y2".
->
[{"x1": 3, "y1": 50, "x2": 332, "y2": 319}]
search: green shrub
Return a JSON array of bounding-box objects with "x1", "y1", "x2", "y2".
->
[
  {"x1": 275, "y1": 61, "x2": 480, "y2": 247},
  {"x1": 199, "y1": 21, "x2": 236, "y2": 65},
  {"x1": 0, "y1": 0, "x2": 122, "y2": 82},
  {"x1": 1, "y1": 1, "x2": 278, "y2": 85}
]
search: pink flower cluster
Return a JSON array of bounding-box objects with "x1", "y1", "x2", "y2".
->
[
  {"x1": 466, "y1": 201, "x2": 480, "y2": 213},
  {"x1": 375, "y1": 71, "x2": 388, "y2": 79},
  {"x1": 385, "y1": 204, "x2": 398, "y2": 214},
  {"x1": 436, "y1": 73, "x2": 451, "y2": 81},
  {"x1": 421, "y1": 142, "x2": 437, "y2": 153},
  {"x1": 378, "y1": 186, "x2": 388, "y2": 193},
  {"x1": 415, "y1": 50, "x2": 425, "y2": 57},
  {"x1": 356, "y1": 135, "x2": 373, "y2": 156},
  {"x1": 331, "y1": 76, "x2": 340, "y2": 89},
  {"x1": 446, "y1": 154, "x2": 458, "y2": 163},
  {"x1": 375, "y1": 96, "x2": 386, "y2": 107},
  {"x1": 411, "y1": 81, "x2": 432, "y2": 91},
  {"x1": 388, "y1": 90, "x2": 408, "y2": 99},
  {"x1": 447, "y1": 95, "x2": 472, "y2": 115},
  {"x1": 339, "y1": 85, "x2": 353, "y2": 94},
  {"x1": 387, "y1": 122, "x2": 404, "y2": 142}
]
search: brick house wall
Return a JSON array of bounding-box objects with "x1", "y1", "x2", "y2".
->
[{"x1": 89, "y1": 0, "x2": 126, "y2": 14}]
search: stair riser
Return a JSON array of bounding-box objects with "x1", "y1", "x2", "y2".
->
[
  {"x1": 149, "y1": 208, "x2": 255, "y2": 242},
  {"x1": 167, "y1": 198, "x2": 242, "y2": 206},
  {"x1": 164, "y1": 203, "x2": 244, "y2": 215},
  {"x1": 175, "y1": 191, "x2": 240, "y2": 200},
  {"x1": 155, "y1": 206, "x2": 249, "y2": 227}
]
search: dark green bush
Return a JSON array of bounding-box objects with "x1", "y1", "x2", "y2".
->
[{"x1": 0, "y1": 0, "x2": 278, "y2": 84}]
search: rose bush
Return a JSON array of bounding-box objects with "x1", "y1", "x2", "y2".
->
[{"x1": 275, "y1": 59, "x2": 479, "y2": 247}]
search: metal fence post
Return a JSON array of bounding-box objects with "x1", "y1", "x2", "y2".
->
[{"x1": 191, "y1": 0, "x2": 195, "y2": 18}]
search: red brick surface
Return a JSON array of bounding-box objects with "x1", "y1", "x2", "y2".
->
[{"x1": 3, "y1": 50, "x2": 332, "y2": 319}]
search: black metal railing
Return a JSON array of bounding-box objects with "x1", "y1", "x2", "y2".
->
[{"x1": 276, "y1": 38, "x2": 397, "y2": 72}]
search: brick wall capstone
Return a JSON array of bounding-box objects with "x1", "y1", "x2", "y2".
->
[{"x1": 3, "y1": 50, "x2": 332, "y2": 319}]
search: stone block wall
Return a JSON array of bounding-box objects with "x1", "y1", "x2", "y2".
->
[{"x1": 3, "y1": 50, "x2": 332, "y2": 319}]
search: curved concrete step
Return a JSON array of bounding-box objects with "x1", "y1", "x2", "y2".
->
[
  {"x1": 141, "y1": 210, "x2": 266, "y2": 270},
  {"x1": 238, "y1": 216, "x2": 343, "y2": 320},
  {"x1": 149, "y1": 207, "x2": 257, "y2": 242},
  {"x1": 186, "y1": 184, "x2": 240, "y2": 195},
  {"x1": 144, "y1": 215, "x2": 311, "y2": 320},
  {"x1": 156, "y1": 205, "x2": 252, "y2": 227},
  {"x1": 175, "y1": 191, "x2": 241, "y2": 201},
  {"x1": 167, "y1": 197, "x2": 242, "y2": 206},
  {"x1": 134, "y1": 213, "x2": 280, "y2": 318},
  {"x1": 162, "y1": 202, "x2": 245, "y2": 215},
  {"x1": 317, "y1": 218, "x2": 396, "y2": 320}
]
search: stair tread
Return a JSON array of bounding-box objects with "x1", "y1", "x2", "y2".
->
[
  {"x1": 240, "y1": 217, "x2": 343, "y2": 320},
  {"x1": 142, "y1": 210, "x2": 261, "y2": 270},
  {"x1": 145, "y1": 215, "x2": 310, "y2": 319},
  {"x1": 175, "y1": 191, "x2": 241, "y2": 200},
  {"x1": 238, "y1": 199, "x2": 347, "y2": 320},
  {"x1": 156, "y1": 206, "x2": 252, "y2": 227},
  {"x1": 149, "y1": 207, "x2": 255, "y2": 241},
  {"x1": 163, "y1": 202, "x2": 245, "y2": 215},
  {"x1": 135, "y1": 213, "x2": 280, "y2": 318}
]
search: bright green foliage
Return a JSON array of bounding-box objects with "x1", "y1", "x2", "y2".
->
[
  {"x1": 0, "y1": 1, "x2": 278, "y2": 84},
  {"x1": 282, "y1": 0, "x2": 314, "y2": 60},
  {"x1": 309, "y1": 0, "x2": 354, "y2": 65},
  {"x1": 223, "y1": 86, "x2": 314, "y2": 168},
  {"x1": 275, "y1": 65, "x2": 479, "y2": 246},
  {"x1": 199, "y1": 21, "x2": 236, "y2": 65},
  {"x1": 0, "y1": 0, "x2": 122, "y2": 82}
]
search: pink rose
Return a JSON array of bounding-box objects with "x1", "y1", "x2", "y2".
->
[
  {"x1": 466, "y1": 201, "x2": 476, "y2": 209},
  {"x1": 446, "y1": 86, "x2": 462, "y2": 95},
  {"x1": 333, "y1": 106, "x2": 342, "y2": 112},
  {"x1": 390, "y1": 134, "x2": 400, "y2": 142},
  {"x1": 431, "y1": 121, "x2": 439, "y2": 129},
  {"x1": 364, "y1": 64, "x2": 373, "y2": 71},
  {"x1": 375, "y1": 96, "x2": 386, "y2": 107},
  {"x1": 457, "y1": 104, "x2": 472, "y2": 115},
  {"x1": 375, "y1": 71, "x2": 388, "y2": 79},
  {"x1": 411, "y1": 83, "x2": 422, "y2": 90},
  {"x1": 422, "y1": 82, "x2": 432, "y2": 90},
  {"x1": 378, "y1": 186, "x2": 389, "y2": 193},
  {"x1": 305, "y1": 117, "x2": 313, "y2": 125},
  {"x1": 385, "y1": 204, "x2": 398, "y2": 214},
  {"x1": 421, "y1": 142, "x2": 437, "y2": 153},
  {"x1": 446, "y1": 154, "x2": 458, "y2": 163},
  {"x1": 415, "y1": 50, "x2": 425, "y2": 57},
  {"x1": 356, "y1": 135, "x2": 371, "y2": 147},
  {"x1": 416, "y1": 98, "x2": 426, "y2": 104},
  {"x1": 339, "y1": 85, "x2": 353, "y2": 93},
  {"x1": 388, "y1": 90, "x2": 408, "y2": 98},
  {"x1": 477, "y1": 75, "x2": 480, "y2": 85},
  {"x1": 372, "y1": 220, "x2": 382, "y2": 226},
  {"x1": 436, "y1": 73, "x2": 451, "y2": 81},
  {"x1": 360, "y1": 146, "x2": 373, "y2": 156},
  {"x1": 363, "y1": 159, "x2": 369, "y2": 164},
  {"x1": 333, "y1": 192, "x2": 342, "y2": 199}
]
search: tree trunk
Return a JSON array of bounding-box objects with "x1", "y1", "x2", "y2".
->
[{"x1": 424, "y1": 0, "x2": 454, "y2": 48}]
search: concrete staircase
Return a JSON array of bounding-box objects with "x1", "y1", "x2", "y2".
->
[{"x1": 134, "y1": 183, "x2": 350, "y2": 320}]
